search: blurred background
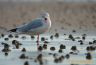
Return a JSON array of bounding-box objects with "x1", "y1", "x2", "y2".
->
[
  {"x1": 0, "y1": 0, "x2": 96, "y2": 2},
  {"x1": 0, "y1": 0, "x2": 96, "y2": 35}
]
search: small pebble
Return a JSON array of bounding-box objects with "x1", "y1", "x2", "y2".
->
[
  {"x1": 54, "y1": 58, "x2": 59, "y2": 63},
  {"x1": 5, "y1": 52, "x2": 8, "y2": 56},
  {"x1": 38, "y1": 46, "x2": 43, "y2": 51},
  {"x1": 41, "y1": 37, "x2": 45, "y2": 41},
  {"x1": 24, "y1": 61, "x2": 29, "y2": 65},
  {"x1": 60, "y1": 44, "x2": 66, "y2": 49},
  {"x1": 65, "y1": 54, "x2": 70, "y2": 59},
  {"x1": 71, "y1": 46, "x2": 77, "y2": 51},
  {"x1": 86, "y1": 53, "x2": 92, "y2": 60},
  {"x1": 58, "y1": 49, "x2": 63, "y2": 53},
  {"x1": 22, "y1": 48, "x2": 26, "y2": 52},
  {"x1": 19, "y1": 54, "x2": 28, "y2": 59},
  {"x1": 43, "y1": 44, "x2": 47, "y2": 49},
  {"x1": 37, "y1": 54, "x2": 42, "y2": 60},
  {"x1": 4, "y1": 38, "x2": 9, "y2": 41},
  {"x1": 53, "y1": 53, "x2": 58, "y2": 58},
  {"x1": 8, "y1": 34, "x2": 13, "y2": 38},
  {"x1": 50, "y1": 47, "x2": 55, "y2": 51}
]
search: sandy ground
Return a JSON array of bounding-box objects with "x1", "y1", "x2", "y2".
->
[{"x1": 0, "y1": 2, "x2": 96, "y2": 35}]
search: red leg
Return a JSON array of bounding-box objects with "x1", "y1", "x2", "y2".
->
[{"x1": 37, "y1": 34, "x2": 39, "y2": 46}]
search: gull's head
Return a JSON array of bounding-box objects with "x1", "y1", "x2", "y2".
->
[
  {"x1": 40, "y1": 11, "x2": 51, "y2": 31},
  {"x1": 40, "y1": 12, "x2": 50, "y2": 21}
]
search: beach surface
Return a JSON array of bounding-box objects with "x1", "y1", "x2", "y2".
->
[{"x1": 0, "y1": 2, "x2": 96, "y2": 35}]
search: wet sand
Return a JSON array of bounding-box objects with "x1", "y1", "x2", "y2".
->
[{"x1": 0, "y1": 34, "x2": 96, "y2": 65}]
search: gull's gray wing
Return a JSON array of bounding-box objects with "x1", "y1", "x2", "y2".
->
[
  {"x1": 17, "y1": 19, "x2": 44, "y2": 32},
  {"x1": 9, "y1": 19, "x2": 44, "y2": 33}
]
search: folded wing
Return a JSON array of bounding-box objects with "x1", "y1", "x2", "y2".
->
[{"x1": 9, "y1": 19, "x2": 44, "y2": 33}]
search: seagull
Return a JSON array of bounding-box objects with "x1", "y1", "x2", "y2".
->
[{"x1": 9, "y1": 12, "x2": 51, "y2": 45}]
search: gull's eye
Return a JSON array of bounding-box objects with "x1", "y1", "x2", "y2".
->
[{"x1": 45, "y1": 18, "x2": 47, "y2": 20}]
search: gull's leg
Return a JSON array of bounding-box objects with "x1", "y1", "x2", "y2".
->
[{"x1": 37, "y1": 34, "x2": 39, "y2": 46}]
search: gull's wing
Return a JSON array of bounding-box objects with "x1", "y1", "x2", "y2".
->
[{"x1": 9, "y1": 19, "x2": 44, "y2": 33}]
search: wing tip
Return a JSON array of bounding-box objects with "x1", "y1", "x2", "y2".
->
[{"x1": 8, "y1": 28, "x2": 17, "y2": 32}]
